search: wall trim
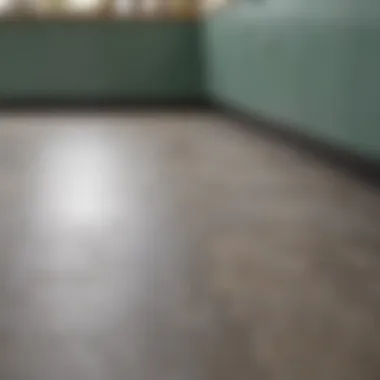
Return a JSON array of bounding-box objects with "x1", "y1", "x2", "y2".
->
[
  {"x1": 0, "y1": 98, "x2": 210, "y2": 112},
  {"x1": 214, "y1": 99, "x2": 380, "y2": 190},
  {"x1": 1, "y1": 97, "x2": 379, "y2": 190}
]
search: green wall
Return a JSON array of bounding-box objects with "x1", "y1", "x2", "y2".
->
[
  {"x1": 203, "y1": 0, "x2": 380, "y2": 161},
  {"x1": 0, "y1": 20, "x2": 201, "y2": 101},
  {"x1": 1, "y1": 6, "x2": 379, "y2": 161}
]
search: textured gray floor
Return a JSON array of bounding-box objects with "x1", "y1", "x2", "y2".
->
[{"x1": 0, "y1": 111, "x2": 380, "y2": 380}]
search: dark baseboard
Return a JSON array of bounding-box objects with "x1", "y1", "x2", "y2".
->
[
  {"x1": 0, "y1": 98, "x2": 210, "y2": 112},
  {"x1": 2, "y1": 96, "x2": 379, "y2": 189},
  {"x1": 216, "y1": 100, "x2": 380, "y2": 189}
]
